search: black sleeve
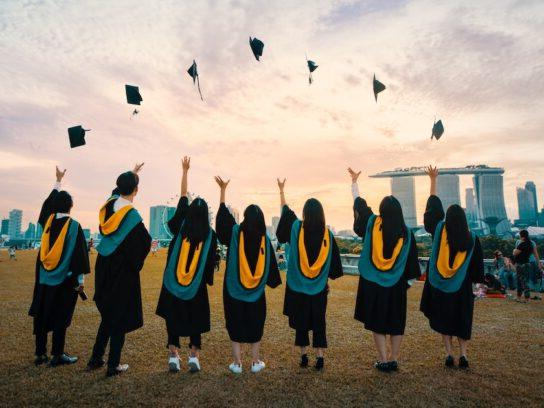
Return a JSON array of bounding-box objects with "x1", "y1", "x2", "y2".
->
[
  {"x1": 404, "y1": 232, "x2": 421, "y2": 280},
  {"x1": 216, "y1": 203, "x2": 236, "y2": 246},
  {"x1": 205, "y1": 233, "x2": 218, "y2": 286},
  {"x1": 266, "y1": 241, "x2": 282, "y2": 288},
  {"x1": 69, "y1": 225, "x2": 91, "y2": 279},
  {"x1": 276, "y1": 205, "x2": 298, "y2": 244},
  {"x1": 167, "y1": 196, "x2": 190, "y2": 237},
  {"x1": 328, "y1": 238, "x2": 344, "y2": 280},
  {"x1": 424, "y1": 195, "x2": 445, "y2": 236},
  {"x1": 38, "y1": 190, "x2": 59, "y2": 228},
  {"x1": 353, "y1": 197, "x2": 374, "y2": 238},
  {"x1": 125, "y1": 222, "x2": 151, "y2": 273},
  {"x1": 469, "y1": 237, "x2": 484, "y2": 283}
]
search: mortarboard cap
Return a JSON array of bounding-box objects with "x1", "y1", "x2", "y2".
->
[
  {"x1": 249, "y1": 37, "x2": 264, "y2": 61},
  {"x1": 68, "y1": 125, "x2": 90, "y2": 148},
  {"x1": 373, "y1": 74, "x2": 386, "y2": 102},
  {"x1": 187, "y1": 60, "x2": 204, "y2": 101},
  {"x1": 125, "y1": 85, "x2": 142, "y2": 105},
  {"x1": 307, "y1": 57, "x2": 318, "y2": 85},
  {"x1": 431, "y1": 119, "x2": 444, "y2": 140}
]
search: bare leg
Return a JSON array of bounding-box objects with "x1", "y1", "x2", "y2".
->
[
  {"x1": 300, "y1": 346, "x2": 307, "y2": 356},
  {"x1": 315, "y1": 347, "x2": 324, "y2": 358},
  {"x1": 231, "y1": 342, "x2": 242, "y2": 365},
  {"x1": 457, "y1": 337, "x2": 468, "y2": 358},
  {"x1": 251, "y1": 342, "x2": 261, "y2": 364},
  {"x1": 168, "y1": 344, "x2": 179, "y2": 357},
  {"x1": 189, "y1": 345, "x2": 200, "y2": 359},
  {"x1": 390, "y1": 335, "x2": 403, "y2": 361},
  {"x1": 372, "y1": 332, "x2": 388, "y2": 362},
  {"x1": 442, "y1": 335, "x2": 453, "y2": 357}
]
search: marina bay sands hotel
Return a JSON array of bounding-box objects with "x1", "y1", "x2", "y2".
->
[{"x1": 370, "y1": 165, "x2": 509, "y2": 234}]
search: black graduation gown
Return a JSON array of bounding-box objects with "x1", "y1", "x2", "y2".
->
[
  {"x1": 276, "y1": 205, "x2": 343, "y2": 333},
  {"x1": 94, "y1": 192, "x2": 151, "y2": 336},
  {"x1": 352, "y1": 197, "x2": 420, "y2": 335},
  {"x1": 419, "y1": 195, "x2": 484, "y2": 340},
  {"x1": 155, "y1": 197, "x2": 218, "y2": 337},
  {"x1": 216, "y1": 203, "x2": 281, "y2": 343},
  {"x1": 29, "y1": 189, "x2": 90, "y2": 334}
]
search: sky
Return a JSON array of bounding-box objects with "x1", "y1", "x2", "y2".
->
[{"x1": 1, "y1": 0, "x2": 544, "y2": 233}]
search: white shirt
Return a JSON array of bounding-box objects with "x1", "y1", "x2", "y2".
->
[
  {"x1": 113, "y1": 196, "x2": 133, "y2": 212},
  {"x1": 351, "y1": 182, "x2": 360, "y2": 200}
]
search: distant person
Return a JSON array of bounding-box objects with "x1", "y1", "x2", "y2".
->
[
  {"x1": 151, "y1": 239, "x2": 159, "y2": 256},
  {"x1": 420, "y1": 166, "x2": 484, "y2": 369},
  {"x1": 275, "y1": 178, "x2": 343, "y2": 371},
  {"x1": 278, "y1": 254, "x2": 287, "y2": 271},
  {"x1": 156, "y1": 157, "x2": 218, "y2": 373},
  {"x1": 28, "y1": 166, "x2": 90, "y2": 367},
  {"x1": 9, "y1": 246, "x2": 17, "y2": 260},
  {"x1": 513, "y1": 230, "x2": 542, "y2": 302},
  {"x1": 87, "y1": 238, "x2": 94, "y2": 253},
  {"x1": 494, "y1": 251, "x2": 516, "y2": 290},
  {"x1": 349, "y1": 168, "x2": 420, "y2": 373},
  {"x1": 87, "y1": 163, "x2": 151, "y2": 377}
]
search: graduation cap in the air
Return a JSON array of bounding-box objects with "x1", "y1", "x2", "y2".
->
[
  {"x1": 68, "y1": 125, "x2": 91, "y2": 148},
  {"x1": 373, "y1": 74, "x2": 386, "y2": 102},
  {"x1": 431, "y1": 119, "x2": 444, "y2": 140},
  {"x1": 125, "y1": 85, "x2": 142, "y2": 105},
  {"x1": 306, "y1": 56, "x2": 318, "y2": 85},
  {"x1": 249, "y1": 37, "x2": 264, "y2": 61},
  {"x1": 187, "y1": 60, "x2": 204, "y2": 101}
]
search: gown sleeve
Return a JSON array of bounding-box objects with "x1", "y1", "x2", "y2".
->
[
  {"x1": 276, "y1": 205, "x2": 298, "y2": 244},
  {"x1": 353, "y1": 197, "x2": 374, "y2": 238},
  {"x1": 328, "y1": 238, "x2": 344, "y2": 280},
  {"x1": 404, "y1": 232, "x2": 421, "y2": 280},
  {"x1": 216, "y1": 203, "x2": 236, "y2": 246},
  {"x1": 469, "y1": 237, "x2": 484, "y2": 283},
  {"x1": 38, "y1": 190, "x2": 59, "y2": 228},
  {"x1": 204, "y1": 233, "x2": 218, "y2": 285},
  {"x1": 125, "y1": 222, "x2": 152, "y2": 273},
  {"x1": 266, "y1": 241, "x2": 282, "y2": 288},
  {"x1": 69, "y1": 225, "x2": 91, "y2": 284},
  {"x1": 424, "y1": 195, "x2": 445, "y2": 236},
  {"x1": 167, "y1": 196, "x2": 189, "y2": 237}
]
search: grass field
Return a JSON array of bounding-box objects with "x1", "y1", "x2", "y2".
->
[{"x1": 1, "y1": 249, "x2": 543, "y2": 407}]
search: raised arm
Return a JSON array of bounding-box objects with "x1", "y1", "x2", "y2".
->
[
  {"x1": 348, "y1": 168, "x2": 373, "y2": 238},
  {"x1": 167, "y1": 158, "x2": 190, "y2": 235},
  {"x1": 348, "y1": 167, "x2": 362, "y2": 199},
  {"x1": 423, "y1": 165, "x2": 444, "y2": 235},
  {"x1": 181, "y1": 156, "x2": 190, "y2": 197},
  {"x1": 277, "y1": 178, "x2": 286, "y2": 208},
  {"x1": 425, "y1": 165, "x2": 438, "y2": 196},
  {"x1": 38, "y1": 166, "x2": 66, "y2": 227},
  {"x1": 214, "y1": 176, "x2": 235, "y2": 245}
]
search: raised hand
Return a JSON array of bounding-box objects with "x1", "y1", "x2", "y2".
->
[
  {"x1": 348, "y1": 167, "x2": 361, "y2": 183},
  {"x1": 133, "y1": 162, "x2": 145, "y2": 174},
  {"x1": 424, "y1": 165, "x2": 439, "y2": 179},
  {"x1": 277, "y1": 178, "x2": 286, "y2": 192},
  {"x1": 56, "y1": 166, "x2": 67, "y2": 182},
  {"x1": 214, "y1": 176, "x2": 230, "y2": 190},
  {"x1": 182, "y1": 156, "x2": 191, "y2": 172}
]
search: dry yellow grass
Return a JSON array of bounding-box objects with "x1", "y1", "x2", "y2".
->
[{"x1": 1, "y1": 249, "x2": 543, "y2": 407}]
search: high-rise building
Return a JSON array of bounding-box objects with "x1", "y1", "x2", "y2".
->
[
  {"x1": 149, "y1": 205, "x2": 176, "y2": 239},
  {"x1": 436, "y1": 174, "x2": 461, "y2": 210},
  {"x1": 473, "y1": 174, "x2": 509, "y2": 234},
  {"x1": 1, "y1": 218, "x2": 9, "y2": 235},
  {"x1": 517, "y1": 186, "x2": 537, "y2": 225},
  {"x1": 36, "y1": 223, "x2": 43, "y2": 240},
  {"x1": 465, "y1": 188, "x2": 478, "y2": 221},
  {"x1": 391, "y1": 177, "x2": 417, "y2": 228},
  {"x1": 24, "y1": 222, "x2": 36, "y2": 240},
  {"x1": 8, "y1": 209, "x2": 22, "y2": 239},
  {"x1": 525, "y1": 181, "x2": 538, "y2": 221}
]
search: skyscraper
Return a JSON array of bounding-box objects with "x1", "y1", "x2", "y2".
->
[
  {"x1": 150, "y1": 205, "x2": 176, "y2": 239},
  {"x1": 465, "y1": 188, "x2": 478, "y2": 221},
  {"x1": 391, "y1": 177, "x2": 417, "y2": 228},
  {"x1": 1, "y1": 218, "x2": 9, "y2": 235},
  {"x1": 436, "y1": 174, "x2": 461, "y2": 209},
  {"x1": 24, "y1": 222, "x2": 36, "y2": 240},
  {"x1": 525, "y1": 181, "x2": 538, "y2": 221},
  {"x1": 517, "y1": 186, "x2": 537, "y2": 225},
  {"x1": 8, "y1": 209, "x2": 22, "y2": 239},
  {"x1": 473, "y1": 174, "x2": 509, "y2": 234}
]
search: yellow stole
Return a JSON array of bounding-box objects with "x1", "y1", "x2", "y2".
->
[
  {"x1": 99, "y1": 199, "x2": 134, "y2": 236},
  {"x1": 176, "y1": 238, "x2": 203, "y2": 286},
  {"x1": 239, "y1": 231, "x2": 266, "y2": 289},
  {"x1": 437, "y1": 227, "x2": 467, "y2": 278},
  {"x1": 40, "y1": 215, "x2": 71, "y2": 271},
  {"x1": 298, "y1": 226, "x2": 329, "y2": 279},
  {"x1": 371, "y1": 216, "x2": 403, "y2": 271}
]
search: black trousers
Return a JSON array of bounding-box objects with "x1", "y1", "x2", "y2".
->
[
  {"x1": 91, "y1": 320, "x2": 126, "y2": 369},
  {"x1": 35, "y1": 327, "x2": 67, "y2": 356},
  {"x1": 295, "y1": 328, "x2": 327, "y2": 348},
  {"x1": 166, "y1": 327, "x2": 201, "y2": 350}
]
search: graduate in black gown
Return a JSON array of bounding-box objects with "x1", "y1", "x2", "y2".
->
[
  {"x1": 275, "y1": 178, "x2": 343, "y2": 370},
  {"x1": 29, "y1": 166, "x2": 90, "y2": 366},
  {"x1": 349, "y1": 168, "x2": 420, "y2": 372},
  {"x1": 214, "y1": 176, "x2": 281, "y2": 374},
  {"x1": 419, "y1": 166, "x2": 484, "y2": 369},
  {"x1": 87, "y1": 163, "x2": 151, "y2": 377},
  {"x1": 156, "y1": 157, "x2": 218, "y2": 373}
]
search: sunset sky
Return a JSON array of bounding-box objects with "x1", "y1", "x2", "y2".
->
[{"x1": 1, "y1": 0, "x2": 543, "y2": 233}]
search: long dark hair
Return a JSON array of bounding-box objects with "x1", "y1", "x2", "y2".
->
[
  {"x1": 302, "y1": 198, "x2": 325, "y2": 232},
  {"x1": 379, "y1": 195, "x2": 407, "y2": 258},
  {"x1": 240, "y1": 204, "x2": 266, "y2": 243},
  {"x1": 182, "y1": 197, "x2": 210, "y2": 245},
  {"x1": 445, "y1": 204, "x2": 472, "y2": 255}
]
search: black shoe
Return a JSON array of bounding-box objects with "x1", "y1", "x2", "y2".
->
[
  {"x1": 458, "y1": 356, "x2": 469, "y2": 369},
  {"x1": 34, "y1": 354, "x2": 49, "y2": 366},
  {"x1": 300, "y1": 354, "x2": 309, "y2": 368},
  {"x1": 388, "y1": 360, "x2": 398, "y2": 371},
  {"x1": 445, "y1": 355, "x2": 454, "y2": 367},
  {"x1": 50, "y1": 353, "x2": 78, "y2": 367},
  {"x1": 87, "y1": 357, "x2": 106, "y2": 370},
  {"x1": 315, "y1": 357, "x2": 324, "y2": 371},
  {"x1": 374, "y1": 361, "x2": 391, "y2": 373}
]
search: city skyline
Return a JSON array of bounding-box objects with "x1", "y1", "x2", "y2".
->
[{"x1": 1, "y1": 1, "x2": 543, "y2": 231}]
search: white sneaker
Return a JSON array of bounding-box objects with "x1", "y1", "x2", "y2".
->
[
  {"x1": 251, "y1": 360, "x2": 266, "y2": 373},
  {"x1": 117, "y1": 363, "x2": 129, "y2": 372},
  {"x1": 188, "y1": 356, "x2": 200, "y2": 373},
  {"x1": 168, "y1": 356, "x2": 180, "y2": 372},
  {"x1": 229, "y1": 362, "x2": 242, "y2": 374}
]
